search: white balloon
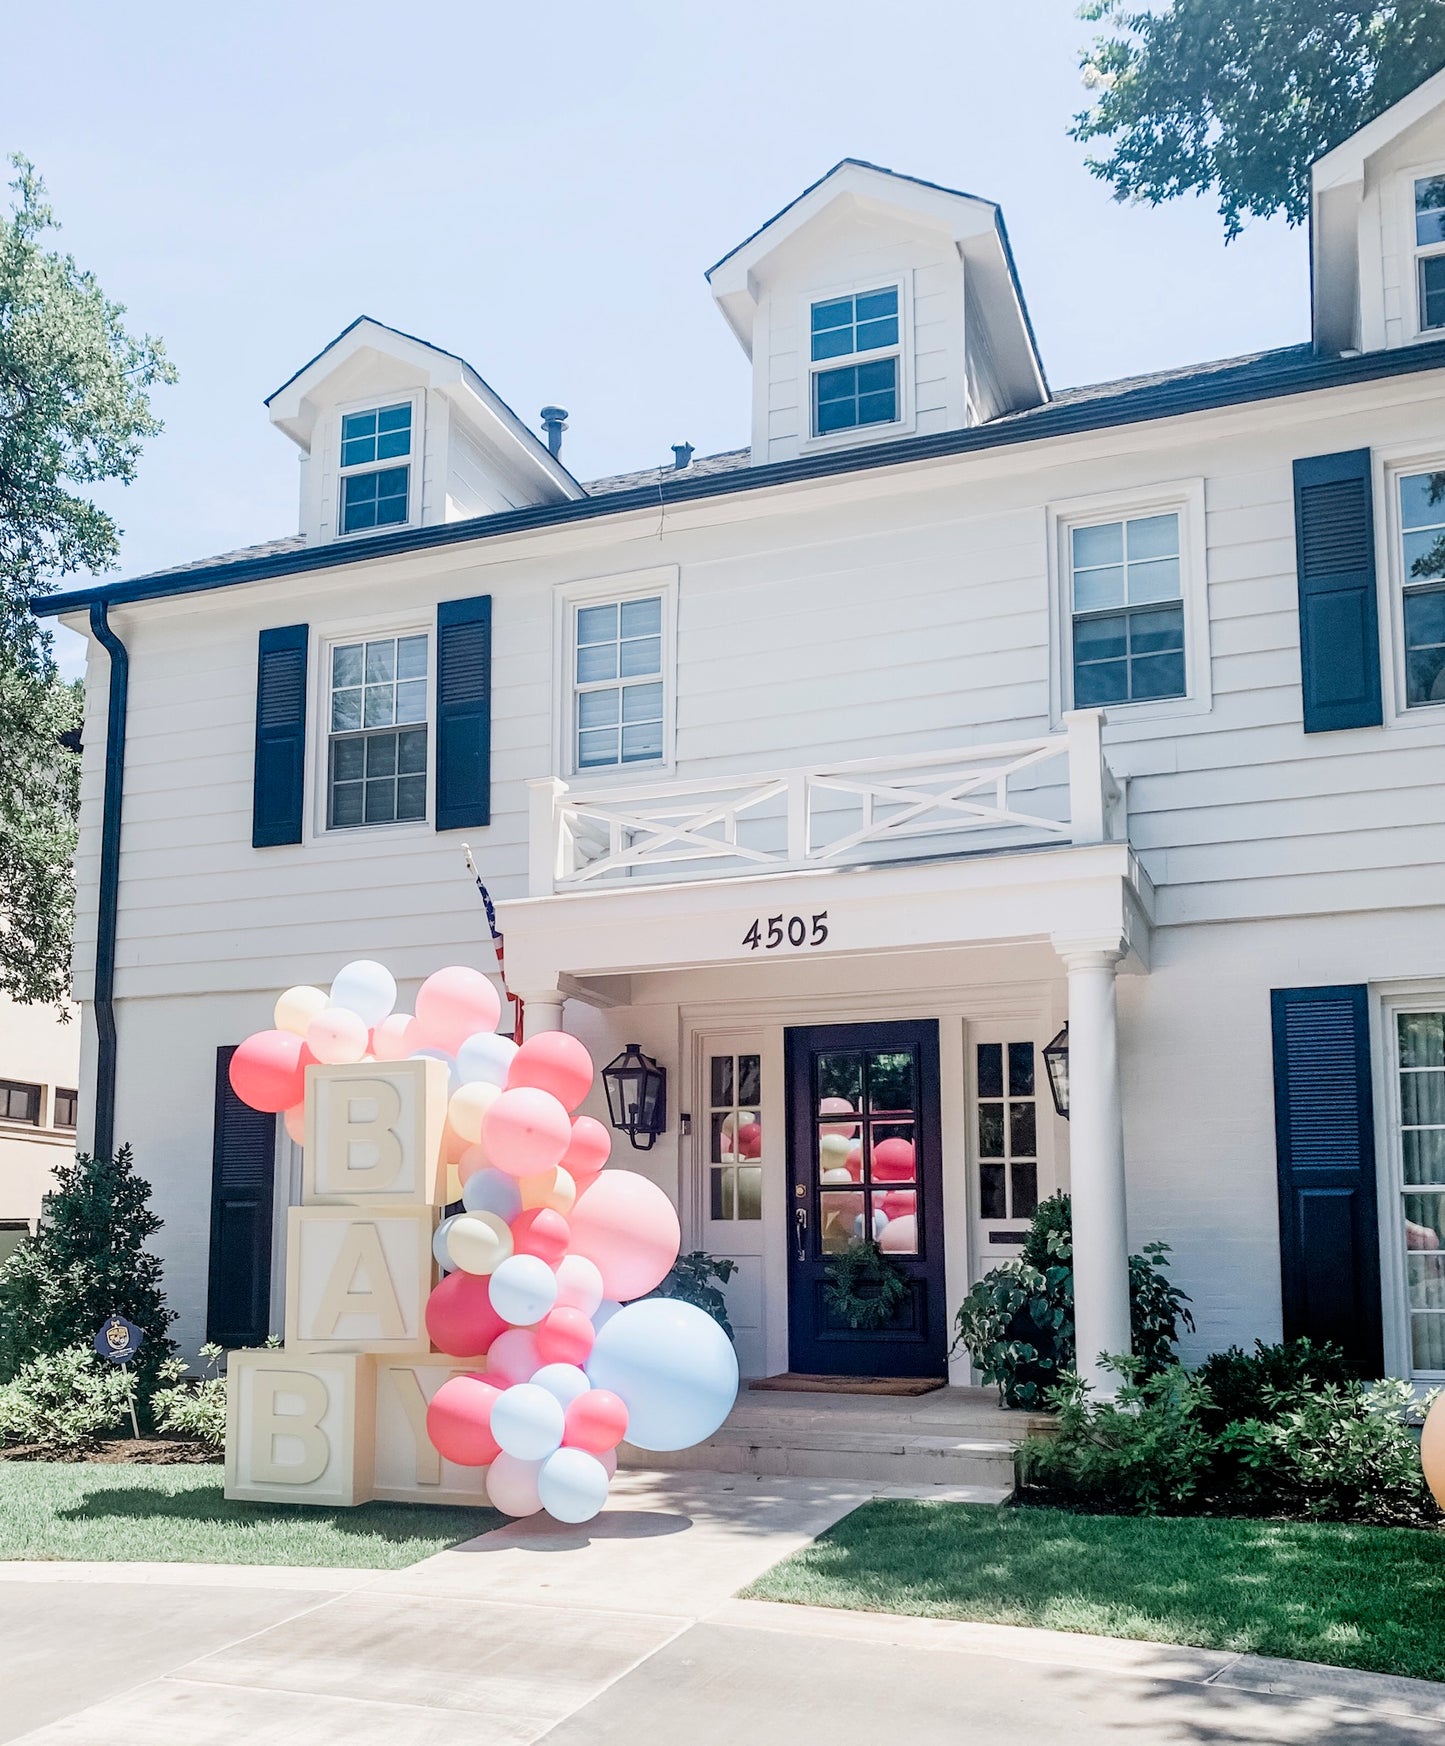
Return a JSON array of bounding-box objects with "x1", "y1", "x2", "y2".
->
[
  {"x1": 531, "y1": 1363, "x2": 591, "y2": 1408},
  {"x1": 329, "y1": 959, "x2": 397, "y2": 1028},
  {"x1": 485, "y1": 1451, "x2": 543, "y2": 1517},
  {"x1": 489, "y1": 1254, "x2": 559, "y2": 1326},
  {"x1": 458, "y1": 1030, "x2": 520, "y2": 1087},
  {"x1": 554, "y1": 1255, "x2": 605, "y2": 1318},
  {"x1": 538, "y1": 1446, "x2": 611, "y2": 1524},
  {"x1": 491, "y1": 1382, "x2": 565, "y2": 1461},
  {"x1": 446, "y1": 1211, "x2": 512, "y2": 1276},
  {"x1": 587, "y1": 1298, "x2": 739, "y2": 1452}
]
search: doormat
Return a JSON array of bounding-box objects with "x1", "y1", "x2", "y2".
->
[{"x1": 748, "y1": 1374, "x2": 947, "y2": 1397}]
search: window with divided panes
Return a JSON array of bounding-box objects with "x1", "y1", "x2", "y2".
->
[
  {"x1": 708, "y1": 1053, "x2": 762, "y2": 1221},
  {"x1": 976, "y1": 1041, "x2": 1039, "y2": 1229},
  {"x1": 1397, "y1": 1011, "x2": 1445, "y2": 1373},
  {"x1": 814, "y1": 1048, "x2": 918, "y2": 1254},
  {"x1": 327, "y1": 633, "x2": 429, "y2": 828},
  {"x1": 0, "y1": 1080, "x2": 41, "y2": 1125}
]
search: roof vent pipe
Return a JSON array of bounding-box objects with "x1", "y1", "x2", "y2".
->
[
  {"x1": 539, "y1": 405, "x2": 569, "y2": 457},
  {"x1": 672, "y1": 442, "x2": 694, "y2": 471}
]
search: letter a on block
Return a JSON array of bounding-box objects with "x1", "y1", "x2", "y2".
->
[
  {"x1": 304, "y1": 1058, "x2": 449, "y2": 1205},
  {"x1": 314, "y1": 1222, "x2": 406, "y2": 1341}
]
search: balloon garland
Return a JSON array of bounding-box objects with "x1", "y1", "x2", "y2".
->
[
  {"x1": 823, "y1": 1239, "x2": 909, "y2": 1331},
  {"x1": 229, "y1": 959, "x2": 740, "y2": 1525}
]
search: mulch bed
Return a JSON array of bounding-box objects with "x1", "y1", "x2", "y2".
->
[{"x1": 0, "y1": 1437, "x2": 218, "y2": 1465}]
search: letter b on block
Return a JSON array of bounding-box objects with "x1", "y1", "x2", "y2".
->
[
  {"x1": 303, "y1": 1058, "x2": 449, "y2": 1205},
  {"x1": 225, "y1": 1349, "x2": 374, "y2": 1506}
]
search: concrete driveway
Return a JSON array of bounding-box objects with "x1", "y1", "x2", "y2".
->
[{"x1": 3, "y1": 1471, "x2": 1444, "y2": 1745}]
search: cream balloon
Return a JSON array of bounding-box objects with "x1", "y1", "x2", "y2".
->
[
  {"x1": 819, "y1": 1134, "x2": 852, "y2": 1165},
  {"x1": 448, "y1": 1080, "x2": 503, "y2": 1145},
  {"x1": 370, "y1": 1012, "x2": 415, "y2": 1061},
  {"x1": 275, "y1": 985, "x2": 329, "y2": 1037},
  {"x1": 520, "y1": 1166, "x2": 577, "y2": 1216},
  {"x1": 446, "y1": 1211, "x2": 513, "y2": 1276},
  {"x1": 1422, "y1": 1393, "x2": 1445, "y2": 1509}
]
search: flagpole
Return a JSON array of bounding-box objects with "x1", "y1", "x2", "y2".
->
[{"x1": 463, "y1": 845, "x2": 524, "y2": 1044}]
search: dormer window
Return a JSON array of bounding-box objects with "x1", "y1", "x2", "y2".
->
[
  {"x1": 339, "y1": 402, "x2": 412, "y2": 534},
  {"x1": 810, "y1": 287, "x2": 900, "y2": 436},
  {"x1": 1415, "y1": 178, "x2": 1445, "y2": 332}
]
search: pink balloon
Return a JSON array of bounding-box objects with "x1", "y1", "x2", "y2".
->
[
  {"x1": 819, "y1": 1095, "x2": 859, "y2": 1138},
  {"x1": 426, "y1": 1375, "x2": 502, "y2": 1466},
  {"x1": 306, "y1": 1007, "x2": 370, "y2": 1065},
  {"x1": 879, "y1": 1214, "x2": 918, "y2": 1254},
  {"x1": 567, "y1": 1171, "x2": 681, "y2": 1301},
  {"x1": 229, "y1": 1029, "x2": 307, "y2": 1113},
  {"x1": 507, "y1": 1032, "x2": 594, "y2": 1112},
  {"x1": 535, "y1": 1306, "x2": 595, "y2": 1368},
  {"x1": 511, "y1": 1207, "x2": 571, "y2": 1266},
  {"x1": 282, "y1": 1103, "x2": 306, "y2": 1146},
  {"x1": 872, "y1": 1138, "x2": 916, "y2": 1183},
  {"x1": 554, "y1": 1254, "x2": 604, "y2": 1317},
  {"x1": 564, "y1": 1388, "x2": 629, "y2": 1454},
  {"x1": 598, "y1": 1445, "x2": 618, "y2": 1479},
  {"x1": 486, "y1": 1326, "x2": 543, "y2": 1387},
  {"x1": 481, "y1": 1087, "x2": 573, "y2": 1178},
  {"x1": 425, "y1": 1272, "x2": 506, "y2": 1358},
  {"x1": 486, "y1": 1451, "x2": 543, "y2": 1516},
  {"x1": 880, "y1": 1188, "x2": 916, "y2": 1220},
  {"x1": 414, "y1": 967, "x2": 502, "y2": 1054},
  {"x1": 562, "y1": 1116, "x2": 611, "y2": 1185},
  {"x1": 457, "y1": 1143, "x2": 491, "y2": 1185},
  {"x1": 736, "y1": 1122, "x2": 762, "y2": 1159},
  {"x1": 844, "y1": 1143, "x2": 863, "y2": 1181}
]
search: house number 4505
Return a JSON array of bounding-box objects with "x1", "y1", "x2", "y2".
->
[{"x1": 742, "y1": 912, "x2": 829, "y2": 952}]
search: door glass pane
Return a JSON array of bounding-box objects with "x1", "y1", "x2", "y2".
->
[
  {"x1": 820, "y1": 1190, "x2": 863, "y2": 1253},
  {"x1": 1007, "y1": 1042, "x2": 1035, "y2": 1097},
  {"x1": 870, "y1": 1120, "x2": 916, "y2": 1182},
  {"x1": 873, "y1": 1191, "x2": 917, "y2": 1253},
  {"x1": 817, "y1": 1054, "x2": 863, "y2": 1108},
  {"x1": 977, "y1": 1043, "x2": 1003, "y2": 1099},
  {"x1": 977, "y1": 1102, "x2": 1005, "y2": 1157},
  {"x1": 737, "y1": 1165, "x2": 762, "y2": 1222},
  {"x1": 737, "y1": 1054, "x2": 761, "y2": 1106},
  {"x1": 1009, "y1": 1101, "x2": 1037, "y2": 1157},
  {"x1": 1404, "y1": 1128, "x2": 1445, "y2": 1186},
  {"x1": 710, "y1": 1056, "x2": 734, "y2": 1106},
  {"x1": 1011, "y1": 1160, "x2": 1039, "y2": 1218},
  {"x1": 709, "y1": 1053, "x2": 761, "y2": 1222},
  {"x1": 867, "y1": 1051, "x2": 915, "y2": 1116},
  {"x1": 710, "y1": 1169, "x2": 735, "y2": 1221},
  {"x1": 977, "y1": 1039, "x2": 1040, "y2": 1225},
  {"x1": 980, "y1": 1162, "x2": 1006, "y2": 1220}
]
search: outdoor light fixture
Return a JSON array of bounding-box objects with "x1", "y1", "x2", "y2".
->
[
  {"x1": 601, "y1": 1043, "x2": 668, "y2": 1151},
  {"x1": 1044, "y1": 1024, "x2": 1070, "y2": 1119}
]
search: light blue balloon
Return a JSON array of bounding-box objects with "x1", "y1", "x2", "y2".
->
[
  {"x1": 491, "y1": 1382, "x2": 564, "y2": 1461},
  {"x1": 538, "y1": 1446, "x2": 611, "y2": 1524},
  {"x1": 432, "y1": 1215, "x2": 458, "y2": 1274},
  {"x1": 531, "y1": 1363, "x2": 591, "y2": 1407},
  {"x1": 329, "y1": 958, "x2": 397, "y2": 1028},
  {"x1": 411, "y1": 1047, "x2": 460, "y2": 1094},
  {"x1": 853, "y1": 1209, "x2": 890, "y2": 1240},
  {"x1": 489, "y1": 1254, "x2": 558, "y2": 1326},
  {"x1": 592, "y1": 1299, "x2": 623, "y2": 1334},
  {"x1": 457, "y1": 1030, "x2": 519, "y2": 1088},
  {"x1": 462, "y1": 1168, "x2": 523, "y2": 1222},
  {"x1": 586, "y1": 1298, "x2": 738, "y2": 1452}
]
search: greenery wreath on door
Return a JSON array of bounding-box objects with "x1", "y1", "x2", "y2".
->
[{"x1": 823, "y1": 1239, "x2": 909, "y2": 1331}]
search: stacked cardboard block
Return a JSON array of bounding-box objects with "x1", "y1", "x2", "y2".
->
[{"x1": 225, "y1": 1057, "x2": 487, "y2": 1507}]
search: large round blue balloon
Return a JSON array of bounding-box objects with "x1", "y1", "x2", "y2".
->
[
  {"x1": 462, "y1": 1167, "x2": 522, "y2": 1222},
  {"x1": 586, "y1": 1298, "x2": 738, "y2": 1451}
]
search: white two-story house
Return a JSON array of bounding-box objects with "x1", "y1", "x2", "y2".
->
[{"x1": 43, "y1": 69, "x2": 1445, "y2": 1390}]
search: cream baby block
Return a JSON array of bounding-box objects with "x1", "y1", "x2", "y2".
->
[
  {"x1": 372, "y1": 1359, "x2": 492, "y2": 1506},
  {"x1": 286, "y1": 1203, "x2": 434, "y2": 1354},
  {"x1": 303, "y1": 1057, "x2": 450, "y2": 1206},
  {"x1": 224, "y1": 1348, "x2": 375, "y2": 1506}
]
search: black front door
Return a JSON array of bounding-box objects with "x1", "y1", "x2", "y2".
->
[{"x1": 785, "y1": 1021, "x2": 947, "y2": 1377}]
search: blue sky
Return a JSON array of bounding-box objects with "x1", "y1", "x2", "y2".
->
[{"x1": 11, "y1": 1, "x2": 1309, "y2": 677}]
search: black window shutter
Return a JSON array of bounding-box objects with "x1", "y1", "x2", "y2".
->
[
  {"x1": 252, "y1": 625, "x2": 309, "y2": 846},
  {"x1": 1270, "y1": 985, "x2": 1384, "y2": 1376},
  {"x1": 1292, "y1": 450, "x2": 1383, "y2": 733},
  {"x1": 206, "y1": 1045, "x2": 276, "y2": 1348},
  {"x1": 435, "y1": 595, "x2": 492, "y2": 831}
]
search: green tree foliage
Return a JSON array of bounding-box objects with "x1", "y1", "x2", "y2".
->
[
  {"x1": 1072, "y1": 2, "x2": 1445, "y2": 239},
  {"x1": 0, "y1": 1145, "x2": 176, "y2": 1404},
  {"x1": 0, "y1": 155, "x2": 174, "y2": 1006}
]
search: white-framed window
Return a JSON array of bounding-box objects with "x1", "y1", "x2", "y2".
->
[
  {"x1": 809, "y1": 283, "x2": 903, "y2": 439},
  {"x1": 1394, "y1": 466, "x2": 1445, "y2": 707},
  {"x1": 325, "y1": 630, "x2": 430, "y2": 828},
  {"x1": 1050, "y1": 481, "x2": 1210, "y2": 724},
  {"x1": 1387, "y1": 1006, "x2": 1445, "y2": 1377},
  {"x1": 1413, "y1": 175, "x2": 1445, "y2": 334},
  {"x1": 338, "y1": 401, "x2": 413, "y2": 535},
  {"x1": 558, "y1": 569, "x2": 676, "y2": 777}
]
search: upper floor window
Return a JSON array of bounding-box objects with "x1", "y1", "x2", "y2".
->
[
  {"x1": 1070, "y1": 512, "x2": 1185, "y2": 706},
  {"x1": 1399, "y1": 470, "x2": 1445, "y2": 705},
  {"x1": 573, "y1": 595, "x2": 664, "y2": 770},
  {"x1": 0, "y1": 1080, "x2": 41, "y2": 1125},
  {"x1": 1416, "y1": 179, "x2": 1445, "y2": 333},
  {"x1": 339, "y1": 403, "x2": 412, "y2": 535},
  {"x1": 53, "y1": 1088, "x2": 77, "y2": 1129},
  {"x1": 327, "y1": 633, "x2": 429, "y2": 827},
  {"x1": 811, "y1": 287, "x2": 900, "y2": 437}
]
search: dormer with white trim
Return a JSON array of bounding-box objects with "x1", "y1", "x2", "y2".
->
[
  {"x1": 706, "y1": 160, "x2": 1047, "y2": 467},
  {"x1": 265, "y1": 317, "x2": 583, "y2": 545},
  {"x1": 1313, "y1": 67, "x2": 1445, "y2": 354}
]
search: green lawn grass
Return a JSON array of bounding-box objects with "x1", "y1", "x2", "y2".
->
[
  {"x1": 742, "y1": 1499, "x2": 1445, "y2": 1683},
  {"x1": 0, "y1": 1462, "x2": 502, "y2": 1568}
]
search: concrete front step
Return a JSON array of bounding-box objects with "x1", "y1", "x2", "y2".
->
[{"x1": 618, "y1": 1426, "x2": 1021, "y2": 1491}]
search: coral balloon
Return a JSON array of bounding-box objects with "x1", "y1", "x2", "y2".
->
[
  {"x1": 486, "y1": 1326, "x2": 543, "y2": 1387},
  {"x1": 414, "y1": 966, "x2": 502, "y2": 1054},
  {"x1": 229, "y1": 1029, "x2": 307, "y2": 1113},
  {"x1": 538, "y1": 1446, "x2": 610, "y2": 1524},
  {"x1": 488, "y1": 1254, "x2": 559, "y2": 1326},
  {"x1": 282, "y1": 1103, "x2": 306, "y2": 1147},
  {"x1": 274, "y1": 985, "x2": 328, "y2": 1037},
  {"x1": 562, "y1": 1116, "x2": 611, "y2": 1184},
  {"x1": 370, "y1": 1011, "x2": 415, "y2": 1061},
  {"x1": 511, "y1": 1207, "x2": 571, "y2": 1267},
  {"x1": 567, "y1": 1171, "x2": 681, "y2": 1301},
  {"x1": 507, "y1": 1032, "x2": 594, "y2": 1112},
  {"x1": 880, "y1": 1188, "x2": 916, "y2": 1220},
  {"x1": 587, "y1": 1299, "x2": 738, "y2": 1452},
  {"x1": 520, "y1": 1167, "x2": 577, "y2": 1215},
  {"x1": 446, "y1": 1211, "x2": 513, "y2": 1276},
  {"x1": 448, "y1": 1081, "x2": 502, "y2": 1145},
  {"x1": 425, "y1": 1270, "x2": 506, "y2": 1357},
  {"x1": 872, "y1": 1137, "x2": 916, "y2": 1182},
  {"x1": 819, "y1": 1095, "x2": 859, "y2": 1138},
  {"x1": 485, "y1": 1451, "x2": 543, "y2": 1517},
  {"x1": 554, "y1": 1254, "x2": 605, "y2": 1318},
  {"x1": 481, "y1": 1087, "x2": 573, "y2": 1178},
  {"x1": 564, "y1": 1387, "x2": 629, "y2": 1454},
  {"x1": 457, "y1": 1030, "x2": 519, "y2": 1088},
  {"x1": 532, "y1": 1363, "x2": 591, "y2": 1407},
  {"x1": 306, "y1": 1007, "x2": 369, "y2": 1065},
  {"x1": 329, "y1": 959, "x2": 397, "y2": 1028},
  {"x1": 879, "y1": 1214, "x2": 917, "y2": 1253},
  {"x1": 535, "y1": 1305, "x2": 595, "y2": 1368},
  {"x1": 425, "y1": 1375, "x2": 502, "y2": 1466},
  {"x1": 491, "y1": 1382, "x2": 565, "y2": 1461},
  {"x1": 736, "y1": 1122, "x2": 762, "y2": 1159},
  {"x1": 844, "y1": 1143, "x2": 864, "y2": 1180}
]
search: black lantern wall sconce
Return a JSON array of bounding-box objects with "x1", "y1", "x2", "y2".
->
[
  {"x1": 1043, "y1": 1024, "x2": 1070, "y2": 1119},
  {"x1": 601, "y1": 1044, "x2": 668, "y2": 1150}
]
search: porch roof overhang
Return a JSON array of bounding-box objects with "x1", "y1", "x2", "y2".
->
[{"x1": 495, "y1": 840, "x2": 1152, "y2": 1004}]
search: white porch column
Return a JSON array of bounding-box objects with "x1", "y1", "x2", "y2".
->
[
  {"x1": 1055, "y1": 938, "x2": 1131, "y2": 1394},
  {"x1": 519, "y1": 990, "x2": 566, "y2": 1038}
]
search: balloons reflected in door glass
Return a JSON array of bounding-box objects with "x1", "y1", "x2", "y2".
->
[
  {"x1": 820, "y1": 1190, "x2": 863, "y2": 1252},
  {"x1": 871, "y1": 1126, "x2": 916, "y2": 1182}
]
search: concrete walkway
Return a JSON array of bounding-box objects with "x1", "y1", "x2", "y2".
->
[{"x1": 4, "y1": 1470, "x2": 1444, "y2": 1744}]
